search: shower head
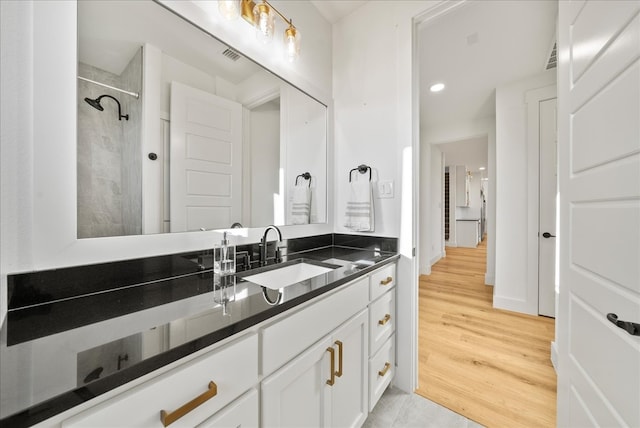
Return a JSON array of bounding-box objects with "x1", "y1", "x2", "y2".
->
[
  {"x1": 84, "y1": 97, "x2": 104, "y2": 111},
  {"x1": 84, "y1": 94, "x2": 129, "y2": 120}
]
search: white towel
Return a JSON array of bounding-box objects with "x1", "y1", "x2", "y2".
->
[
  {"x1": 344, "y1": 180, "x2": 374, "y2": 232},
  {"x1": 290, "y1": 184, "x2": 311, "y2": 224}
]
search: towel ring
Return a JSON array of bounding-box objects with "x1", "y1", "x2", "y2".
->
[
  {"x1": 349, "y1": 164, "x2": 371, "y2": 182},
  {"x1": 296, "y1": 172, "x2": 312, "y2": 187}
]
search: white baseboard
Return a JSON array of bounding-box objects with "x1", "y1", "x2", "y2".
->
[
  {"x1": 550, "y1": 341, "x2": 558, "y2": 373},
  {"x1": 429, "y1": 253, "x2": 442, "y2": 266},
  {"x1": 484, "y1": 273, "x2": 495, "y2": 285},
  {"x1": 493, "y1": 295, "x2": 537, "y2": 316},
  {"x1": 445, "y1": 240, "x2": 457, "y2": 247}
]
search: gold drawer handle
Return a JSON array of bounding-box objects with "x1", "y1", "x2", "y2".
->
[
  {"x1": 335, "y1": 340, "x2": 343, "y2": 378},
  {"x1": 378, "y1": 314, "x2": 391, "y2": 325},
  {"x1": 378, "y1": 362, "x2": 391, "y2": 377},
  {"x1": 160, "y1": 381, "x2": 217, "y2": 427},
  {"x1": 326, "y1": 346, "x2": 336, "y2": 386},
  {"x1": 380, "y1": 276, "x2": 393, "y2": 285}
]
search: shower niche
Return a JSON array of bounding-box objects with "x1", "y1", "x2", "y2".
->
[{"x1": 77, "y1": 49, "x2": 143, "y2": 239}]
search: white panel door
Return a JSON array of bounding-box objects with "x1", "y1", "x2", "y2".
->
[
  {"x1": 557, "y1": 1, "x2": 640, "y2": 427},
  {"x1": 538, "y1": 97, "x2": 557, "y2": 318},
  {"x1": 170, "y1": 81, "x2": 242, "y2": 232}
]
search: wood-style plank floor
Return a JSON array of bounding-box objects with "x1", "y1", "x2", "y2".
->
[{"x1": 416, "y1": 238, "x2": 557, "y2": 427}]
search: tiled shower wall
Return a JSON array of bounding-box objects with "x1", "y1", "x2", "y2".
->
[{"x1": 77, "y1": 49, "x2": 142, "y2": 238}]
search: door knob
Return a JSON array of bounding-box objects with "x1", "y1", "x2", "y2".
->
[
  {"x1": 607, "y1": 313, "x2": 640, "y2": 336},
  {"x1": 542, "y1": 232, "x2": 556, "y2": 238}
]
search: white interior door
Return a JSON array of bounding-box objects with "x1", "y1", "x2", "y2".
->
[
  {"x1": 538, "y1": 97, "x2": 557, "y2": 318},
  {"x1": 557, "y1": 1, "x2": 640, "y2": 427},
  {"x1": 169, "y1": 81, "x2": 242, "y2": 232}
]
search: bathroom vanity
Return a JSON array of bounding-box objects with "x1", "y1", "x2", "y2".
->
[{"x1": 0, "y1": 235, "x2": 398, "y2": 427}]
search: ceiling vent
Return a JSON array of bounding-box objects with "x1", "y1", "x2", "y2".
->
[
  {"x1": 545, "y1": 42, "x2": 557, "y2": 70},
  {"x1": 222, "y1": 47, "x2": 241, "y2": 62}
]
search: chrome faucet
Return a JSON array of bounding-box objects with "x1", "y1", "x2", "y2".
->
[{"x1": 260, "y1": 225, "x2": 283, "y2": 266}]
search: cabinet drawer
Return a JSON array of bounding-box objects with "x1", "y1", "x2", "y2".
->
[
  {"x1": 62, "y1": 334, "x2": 258, "y2": 428},
  {"x1": 370, "y1": 263, "x2": 396, "y2": 301},
  {"x1": 261, "y1": 277, "x2": 369, "y2": 376},
  {"x1": 369, "y1": 289, "x2": 395, "y2": 354},
  {"x1": 369, "y1": 334, "x2": 395, "y2": 411},
  {"x1": 198, "y1": 388, "x2": 258, "y2": 428}
]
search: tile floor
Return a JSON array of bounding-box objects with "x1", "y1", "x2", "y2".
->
[{"x1": 363, "y1": 387, "x2": 484, "y2": 428}]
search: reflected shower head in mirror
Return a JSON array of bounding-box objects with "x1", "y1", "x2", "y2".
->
[{"x1": 84, "y1": 94, "x2": 129, "y2": 120}]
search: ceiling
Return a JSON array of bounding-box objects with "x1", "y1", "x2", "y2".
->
[
  {"x1": 419, "y1": 0, "x2": 557, "y2": 132},
  {"x1": 310, "y1": 0, "x2": 368, "y2": 24}
]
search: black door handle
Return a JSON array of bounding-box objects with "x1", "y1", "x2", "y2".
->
[
  {"x1": 607, "y1": 313, "x2": 640, "y2": 336},
  {"x1": 542, "y1": 232, "x2": 556, "y2": 238}
]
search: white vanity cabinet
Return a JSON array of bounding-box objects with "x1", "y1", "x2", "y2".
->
[
  {"x1": 367, "y1": 262, "x2": 397, "y2": 411},
  {"x1": 261, "y1": 310, "x2": 368, "y2": 428},
  {"x1": 261, "y1": 261, "x2": 397, "y2": 427},
  {"x1": 40, "y1": 260, "x2": 397, "y2": 428},
  {"x1": 61, "y1": 334, "x2": 258, "y2": 428}
]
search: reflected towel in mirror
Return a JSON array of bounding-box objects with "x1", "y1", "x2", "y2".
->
[
  {"x1": 344, "y1": 180, "x2": 374, "y2": 232},
  {"x1": 290, "y1": 184, "x2": 311, "y2": 224}
]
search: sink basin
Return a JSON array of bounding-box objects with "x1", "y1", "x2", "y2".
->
[{"x1": 241, "y1": 261, "x2": 336, "y2": 290}]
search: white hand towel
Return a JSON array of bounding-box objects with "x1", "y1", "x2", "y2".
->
[
  {"x1": 344, "y1": 180, "x2": 374, "y2": 232},
  {"x1": 290, "y1": 184, "x2": 311, "y2": 224}
]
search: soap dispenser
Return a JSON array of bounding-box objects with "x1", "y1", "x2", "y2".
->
[{"x1": 214, "y1": 231, "x2": 236, "y2": 275}]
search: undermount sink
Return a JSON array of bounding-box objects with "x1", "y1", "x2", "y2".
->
[{"x1": 241, "y1": 260, "x2": 338, "y2": 290}]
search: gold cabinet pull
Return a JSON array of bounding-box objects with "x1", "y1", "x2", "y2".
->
[
  {"x1": 326, "y1": 346, "x2": 336, "y2": 386},
  {"x1": 378, "y1": 362, "x2": 391, "y2": 377},
  {"x1": 335, "y1": 340, "x2": 343, "y2": 378},
  {"x1": 378, "y1": 314, "x2": 391, "y2": 325},
  {"x1": 160, "y1": 381, "x2": 217, "y2": 427},
  {"x1": 380, "y1": 276, "x2": 393, "y2": 285}
]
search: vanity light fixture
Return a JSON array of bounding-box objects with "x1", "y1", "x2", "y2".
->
[
  {"x1": 430, "y1": 82, "x2": 445, "y2": 92},
  {"x1": 479, "y1": 167, "x2": 486, "y2": 170},
  {"x1": 218, "y1": 0, "x2": 301, "y2": 61}
]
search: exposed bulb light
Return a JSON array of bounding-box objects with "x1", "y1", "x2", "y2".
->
[
  {"x1": 218, "y1": 0, "x2": 241, "y2": 20},
  {"x1": 220, "y1": 0, "x2": 302, "y2": 62},
  {"x1": 479, "y1": 167, "x2": 486, "y2": 170},
  {"x1": 284, "y1": 22, "x2": 301, "y2": 62},
  {"x1": 430, "y1": 83, "x2": 445, "y2": 92},
  {"x1": 253, "y1": 1, "x2": 275, "y2": 44}
]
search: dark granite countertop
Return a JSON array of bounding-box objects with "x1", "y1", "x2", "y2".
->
[{"x1": 0, "y1": 245, "x2": 398, "y2": 427}]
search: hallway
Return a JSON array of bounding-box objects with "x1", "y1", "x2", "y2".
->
[{"x1": 417, "y1": 239, "x2": 557, "y2": 427}]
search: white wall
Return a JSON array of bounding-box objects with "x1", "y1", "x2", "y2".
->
[
  {"x1": 494, "y1": 69, "x2": 556, "y2": 314},
  {"x1": 332, "y1": 0, "x2": 441, "y2": 394},
  {"x1": 250, "y1": 103, "x2": 280, "y2": 226},
  {"x1": 0, "y1": 0, "x2": 34, "y2": 325},
  {"x1": 430, "y1": 147, "x2": 444, "y2": 264},
  {"x1": 419, "y1": 144, "x2": 445, "y2": 274},
  {"x1": 0, "y1": 0, "x2": 333, "y2": 323}
]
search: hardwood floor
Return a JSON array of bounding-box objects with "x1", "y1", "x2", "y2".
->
[{"x1": 416, "y1": 239, "x2": 557, "y2": 427}]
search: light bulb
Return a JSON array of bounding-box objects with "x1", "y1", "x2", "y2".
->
[
  {"x1": 253, "y1": 1, "x2": 275, "y2": 44},
  {"x1": 284, "y1": 24, "x2": 300, "y2": 62},
  {"x1": 218, "y1": 0, "x2": 241, "y2": 20}
]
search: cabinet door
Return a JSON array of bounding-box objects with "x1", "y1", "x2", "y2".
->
[
  {"x1": 198, "y1": 388, "x2": 258, "y2": 428},
  {"x1": 330, "y1": 310, "x2": 369, "y2": 428},
  {"x1": 261, "y1": 336, "x2": 333, "y2": 428}
]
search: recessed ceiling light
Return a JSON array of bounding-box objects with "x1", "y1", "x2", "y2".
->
[
  {"x1": 430, "y1": 83, "x2": 445, "y2": 92},
  {"x1": 479, "y1": 167, "x2": 486, "y2": 170}
]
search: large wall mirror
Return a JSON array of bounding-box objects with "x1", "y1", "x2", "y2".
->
[{"x1": 77, "y1": 0, "x2": 328, "y2": 239}]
